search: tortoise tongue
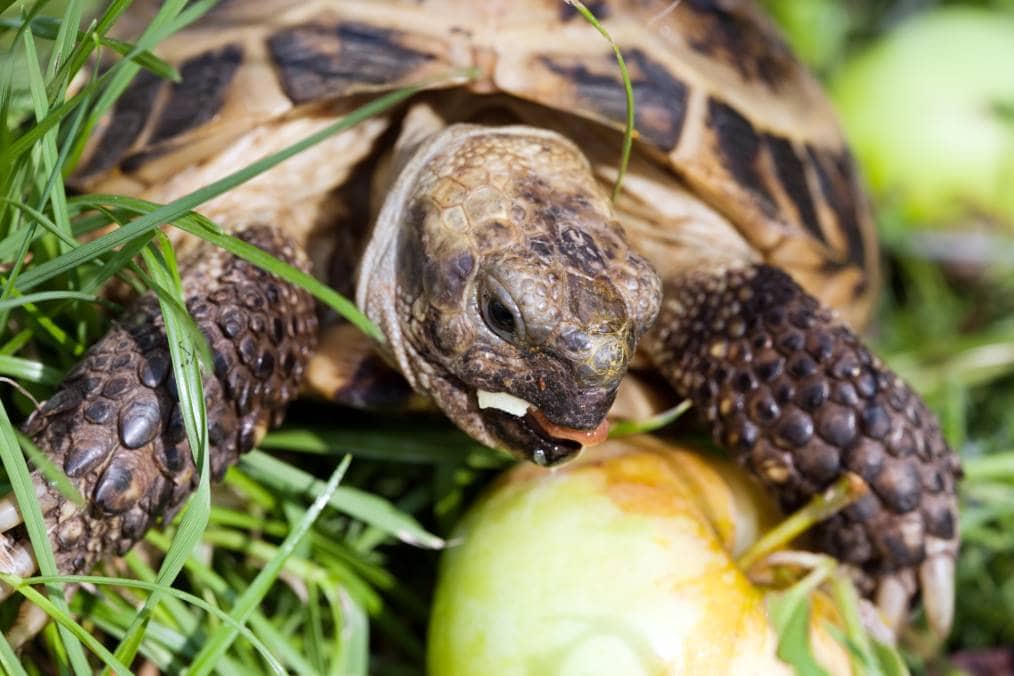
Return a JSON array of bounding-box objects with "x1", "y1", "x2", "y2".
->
[{"x1": 528, "y1": 409, "x2": 609, "y2": 447}]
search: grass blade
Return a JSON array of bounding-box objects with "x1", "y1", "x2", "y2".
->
[
  {"x1": 0, "y1": 290, "x2": 101, "y2": 312},
  {"x1": 110, "y1": 232, "x2": 212, "y2": 668},
  {"x1": 13, "y1": 77, "x2": 451, "y2": 295},
  {"x1": 188, "y1": 456, "x2": 351, "y2": 674},
  {"x1": 240, "y1": 451, "x2": 445, "y2": 549},
  {"x1": 7, "y1": 573, "x2": 283, "y2": 671},
  {"x1": 0, "y1": 580, "x2": 132, "y2": 675},
  {"x1": 0, "y1": 17, "x2": 181, "y2": 81},
  {"x1": 565, "y1": 0, "x2": 635, "y2": 200},
  {"x1": 0, "y1": 399, "x2": 88, "y2": 674},
  {"x1": 0, "y1": 631, "x2": 30, "y2": 676},
  {"x1": 0, "y1": 354, "x2": 61, "y2": 385}
]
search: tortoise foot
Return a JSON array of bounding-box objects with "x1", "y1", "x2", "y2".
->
[
  {"x1": 645, "y1": 263, "x2": 961, "y2": 636},
  {"x1": 1, "y1": 225, "x2": 317, "y2": 642}
]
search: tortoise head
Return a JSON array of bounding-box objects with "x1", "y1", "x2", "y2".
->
[{"x1": 359, "y1": 125, "x2": 661, "y2": 466}]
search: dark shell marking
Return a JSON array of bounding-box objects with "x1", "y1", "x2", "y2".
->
[
  {"x1": 79, "y1": 44, "x2": 244, "y2": 178},
  {"x1": 701, "y1": 96, "x2": 873, "y2": 278},
  {"x1": 540, "y1": 49, "x2": 689, "y2": 150},
  {"x1": 681, "y1": 0, "x2": 796, "y2": 88},
  {"x1": 807, "y1": 145, "x2": 868, "y2": 271},
  {"x1": 764, "y1": 133, "x2": 822, "y2": 244},
  {"x1": 20, "y1": 225, "x2": 317, "y2": 575},
  {"x1": 77, "y1": 69, "x2": 162, "y2": 178},
  {"x1": 268, "y1": 21, "x2": 436, "y2": 104},
  {"x1": 150, "y1": 44, "x2": 244, "y2": 143},
  {"x1": 644, "y1": 264, "x2": 960, "y2": 578},
  {"x1": 706, "y1": 98, "x2": 775, "y2": 214},
  {"x1": 559, "y1": 0, "x2": 609, "y2": 22}
]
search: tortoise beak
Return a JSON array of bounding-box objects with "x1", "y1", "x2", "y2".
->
[{"x1": 476, "y1": 389, "x2": 612, "y2": 466}]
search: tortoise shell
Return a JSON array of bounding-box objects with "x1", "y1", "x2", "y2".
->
[{"x1": 77, "y1": 0, "x2": 878, "y2": 329}]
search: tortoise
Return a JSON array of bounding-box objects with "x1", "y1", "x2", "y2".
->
[{"x1": 1, "y1": 0, "x2": 959, "y2": 641}]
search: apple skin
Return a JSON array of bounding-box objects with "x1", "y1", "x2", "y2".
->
[
  {"x1": 832, "y1": 8, "x2": 1014, "y2": 228},
  {"x1": 428, "y1": 437, "x2": 851, "y2": 676}
]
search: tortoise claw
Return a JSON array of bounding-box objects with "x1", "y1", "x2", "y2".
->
[
  {"x1": 0, "y1": 479, "x2": 50, "y2": 533},
  {"x1": 7, "y1": 599, "x2": 51, "y2": 650},
  {"x1": 875, "y1": 569, "x2": 915, "y2": 638},
  {"x1": 872, "y1": 548, "x2": 954, "y2": 641},
  {"x1": 857, "y1": 596, "x2": 897, "y2": 646},
  {"x1": 0, "y1": 537, "x2": 38, "y2": 601},
  {"x1": 920, "y1": 547, "x2": 956, "y2": 638},
  {"x1": 0, "y1": 493, "x2": 23, "y2": 532}
]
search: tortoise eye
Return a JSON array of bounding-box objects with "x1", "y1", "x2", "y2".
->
[{"x1": 486, "y1": 298, "x2": 517, "y2": 336}]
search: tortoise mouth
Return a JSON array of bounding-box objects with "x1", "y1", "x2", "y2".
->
[
  {"x1": 477, "y1": 390, "x2": 609, "y2": 466},
  {"x1": 481, "y1": 408, "x2": 585, "y2": 466}
]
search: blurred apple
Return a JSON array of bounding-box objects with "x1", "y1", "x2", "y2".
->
[
  {"x1": 428, "y1": 437, "x2": 852, "y2": 676},
  {"x1": 832, "y1": 8, "x2": 1014, "y2": 228}
]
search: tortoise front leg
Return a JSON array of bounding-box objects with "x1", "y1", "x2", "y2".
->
[
  {"x1": 0, "y1": 226, "x2": 317, "y2": 612},
  {"x1": 643, "y1": 263, "x2": 960, "y2": 637}
]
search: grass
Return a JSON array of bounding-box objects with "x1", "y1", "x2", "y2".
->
[{"x1": 0, "y1": 0, "x2": 1012, "y2": 673}]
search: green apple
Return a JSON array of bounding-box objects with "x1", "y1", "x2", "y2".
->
[
  {"x1": 428, "y1": 437, "x2": 851, "y2": 676},
  {"x1": 832, "y1": 8, "x2": 1014, "y2": 227}
]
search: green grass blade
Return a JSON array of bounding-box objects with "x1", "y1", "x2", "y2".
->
[
  {"x1": 0, "y1": 631, "x2": 30, "y2": 676},
  {"x1": 766, "y1": 559, "x2": 835, "y2": 676},
  {"x1": 143, "y1": 527, "x2": 324, "y2": 674},
  {"x1": 248, "y1": 613, "x2": 321, "y2": 676},
  {"x1": 0, "y1": 354, "x2": 61, "y2": 384},
  {"x1": 42, "y1": 0, "x2": 81, "y2": 82},
  {"x1": 111, "y1": 232, "x2": 212, "y2": 668},
  {"x1": 59, "y1": 0, "x2": 157, "y2": 84},
  {"x1": 307, "y1": 581, "x2": 326, "y2": 673},
  {"x1": 0, "y1": 289, "x2": 101, "y2": 312},
  {"x1": 123, "y1": 550, "x2": 199, "y2": 637},
  {"x1": 240, "y1": 451, "x2": 445, "y2": 549},
  {"x1": 69, "y1": 196, "x2": 380, "y2": 341},
  {"x1": 0, "y1": 0, "x2": 193, "y2": 170},
  {"x1": 608, "y1": 399, "x2": 692, "y2": 438},
  {"x1": 565, "y1": 0, "x2": 635, "y2": 201},
  {"x1": 0, "y1": 399, "x2": 89, "y2": 675},
  {"x1": 0, "y1": 581, "x2": 132, "y2": 675},
  {"x1": 828, "y1": 573, "x2": 895, "y2": 676},
  {"x1": 259, "y1": 424, "x2": 483, "y2": 463},
  {"x1": 177, "y1": 219, "x2": 382, "y2": 342},
  {"x1": 1, "y1": 26, "x2": 52, "y2": 326},
  {"x1": 0, "y1": 17, "x2": 181, "y2": 81},
  {"x1": 334, "y1": 589, "x2": 369, "y2": 676},
  {"x1": 188, "y1": 456, "x2": 351, "y2": 675},
  {"x1": 14, "y1": 73, "x2": 466, "y2": 296},
  {"x1": 6, "y1": 573, "x2": 283, "y2": 671},
  {"x1": 63, "y1": 0, "x2": 216, "y2": 170}
]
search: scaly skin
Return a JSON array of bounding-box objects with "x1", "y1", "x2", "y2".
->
[
  {"x1": 644, "y1": 263, "x2": 960, "y2": 634},
  {"x1": 15, "y1": 225, "x2": 316, "y2": 575}
]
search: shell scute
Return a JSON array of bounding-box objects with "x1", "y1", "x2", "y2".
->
[
  {"x1": 267, "y1": 20, "x2": 440, "y2": 104},
  {"x1": 150, "y1": 43, "x2": 245, "y2": 143}
]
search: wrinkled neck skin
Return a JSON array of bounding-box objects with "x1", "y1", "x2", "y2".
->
[{"x1": 357, "y1": 120, "x2": 661, "y2": 466}]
